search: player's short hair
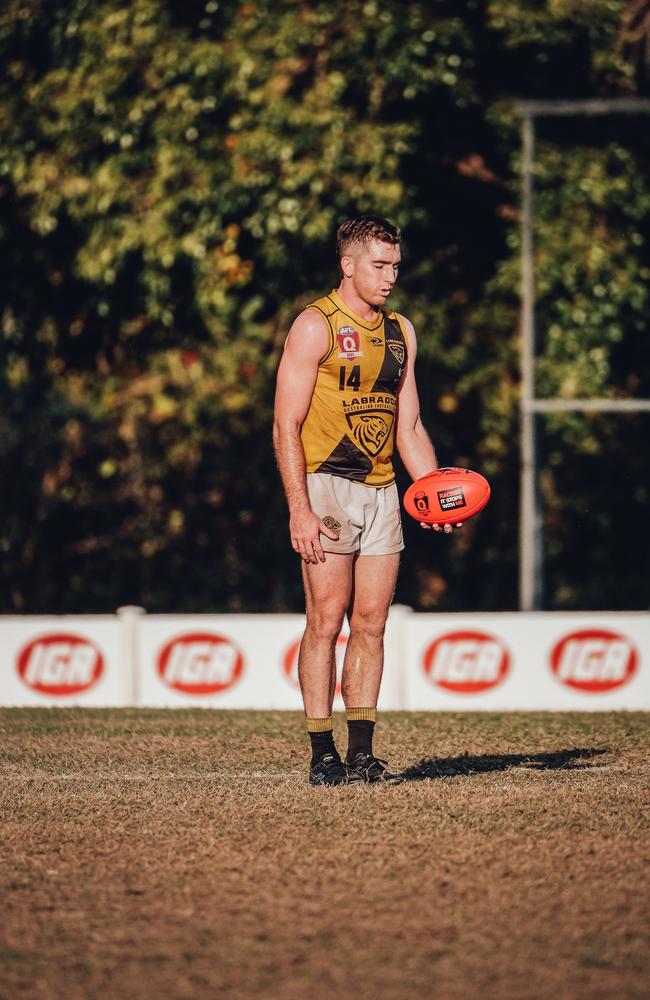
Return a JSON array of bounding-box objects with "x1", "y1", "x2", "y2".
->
[{"x1": 336, "y1": 215, "x2": 401, "y2": 259}]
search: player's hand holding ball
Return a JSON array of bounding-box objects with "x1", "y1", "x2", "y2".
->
[
  {"x1": 403, "y1": 467, "x2": 491, "y2": 534},
  {"x1": 424, "y1": 521, "x2": 462, "y2": 534}
]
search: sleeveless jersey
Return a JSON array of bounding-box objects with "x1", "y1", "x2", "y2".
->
[{"x1": 300, "y1": 289, "x2": 408, "y2": 488}]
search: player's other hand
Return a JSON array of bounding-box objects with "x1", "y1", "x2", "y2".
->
[
  {"x1": 290, "y1": 507, "x2": 338, "y2": 564},
  {"x1": 419, "y1": 522, "x2": 463, "y2": 534}
]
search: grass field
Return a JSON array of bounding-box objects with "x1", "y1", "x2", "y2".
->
[{"x1": 1, "y1": 709, "x2": 648, "y2": 1000}]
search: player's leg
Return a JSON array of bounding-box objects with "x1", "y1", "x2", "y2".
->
[
  {"x1": 341, "y1": 551, "x2": 399, "y2": 706},
  {"x1": 341, "y1": 551, "x2": 403, "y2": 783},
  {"x1": 300, "y1": 552, "x2": 353, "y2": 716},
  {"x1": 300, "y1": 553, "x2": 363, "y2": 786}
]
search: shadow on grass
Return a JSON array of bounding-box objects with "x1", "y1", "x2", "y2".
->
[{"x1": 400, "y1": 747, "x2": 610, "y2": 781}]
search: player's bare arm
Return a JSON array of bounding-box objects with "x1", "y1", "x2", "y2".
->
[
  {"x1": 396, "y1": 315, "x2": 462, "y2": 535},
  {"x1": 273, "y1": 310, "x2": 339, "y2": 564}
]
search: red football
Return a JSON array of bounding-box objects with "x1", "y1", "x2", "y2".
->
[{"x1": 403, "y1": 467, "x2": 491, "y2": 526}]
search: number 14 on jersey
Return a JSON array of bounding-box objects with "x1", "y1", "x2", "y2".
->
[{"x1": 339, "y1": 365, "x2": 361, "y2": 392}]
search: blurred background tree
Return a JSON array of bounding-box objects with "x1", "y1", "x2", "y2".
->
[{"x1": 1, "y1": 0, "x2": 648, "y2": 613}]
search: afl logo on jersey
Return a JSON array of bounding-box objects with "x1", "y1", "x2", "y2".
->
[{"x1": 337, "y1": 326, "x2": 363, "y2": 359}]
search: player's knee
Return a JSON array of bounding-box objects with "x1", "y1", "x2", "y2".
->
[
  {"x1": 348, "y1": 611, "x2": 387, "y2": 642},
  {"x1": 305, "y1": 606, "x2": 346, "y2": 643}
]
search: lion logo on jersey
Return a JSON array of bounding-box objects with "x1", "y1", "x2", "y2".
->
[{"x1": 345, "y1": 409, "x2": 394, "y2": 457}]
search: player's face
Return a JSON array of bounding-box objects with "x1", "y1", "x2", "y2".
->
[{"x1": 342, "y1": 239, "x2": 401, "y2": 306}]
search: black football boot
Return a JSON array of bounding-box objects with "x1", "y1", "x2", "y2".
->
[
  {"x1": 309, "y1": 751, "x2": 364, "y2": 787},
  {"x1": 345, "y1": 751, "x2": 404, "y2": 784}
]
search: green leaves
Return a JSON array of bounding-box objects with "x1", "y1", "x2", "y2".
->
[{"x1": 1, "y1": 0, "x2": 648, "y2": 611}]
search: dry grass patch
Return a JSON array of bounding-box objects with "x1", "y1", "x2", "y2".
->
[{"x1": 1, "y1": 710, "x2": 648, "y2": 1000}]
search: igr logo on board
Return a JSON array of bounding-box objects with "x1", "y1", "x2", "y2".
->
[
  {"x1": 17, "y1": 633, "x2": 104, "y2": 696},
  {"x1": 422, "y1": 630, "x2": 510, "y2": 694},
  {"x1": 550, "y1": 629, "x2": 638, "y2": 692},
  {"x1": 157, "y1": 633, "x2": 244, "y2": 695}
]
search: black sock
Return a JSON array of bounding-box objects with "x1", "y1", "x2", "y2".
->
[
  {"x1": 309, "y1": 730, "x2": 336, "y2": 763},
  {"x1": 346, "y1": 720, "x2": 375, "y2": 761}
]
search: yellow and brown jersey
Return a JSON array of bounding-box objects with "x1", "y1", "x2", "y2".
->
[{"x1": 300, "y1": 289, "x2": 408, "y2": 488}]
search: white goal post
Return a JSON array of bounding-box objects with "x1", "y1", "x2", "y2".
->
[{"x1": 515, "y1": 98, "x2": 650, "y2": 610}]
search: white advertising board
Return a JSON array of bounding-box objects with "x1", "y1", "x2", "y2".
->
[
  {"x1": 137, "y1": 614, "x2": 306, "y2": 709},
  {"x1": 0, "y1": 616, "x2": 128, "y2": 707},
  {"x1": 136, "y1": 608, "x2": 406, "y2": 710},
  {"x1": 403, "y1": 613, "x2": 650, "y2": 711},
  {"x1": 1, "y1": 610, "x2": 647, "y2": 710}
]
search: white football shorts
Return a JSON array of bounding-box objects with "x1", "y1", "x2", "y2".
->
[{"x1": 306, "y1": 472, "x2": 404, "y2": 556}]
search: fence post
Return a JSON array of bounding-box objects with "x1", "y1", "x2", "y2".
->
[
  {"x1": 382, "y1": 604, "x2": 412, "y2": 711},
  {"x1": 116, "y1": 606, "x2": 145, "y2": 706}
]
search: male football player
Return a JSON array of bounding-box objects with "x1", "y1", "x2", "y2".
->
[{"x1": 274, "y1": 215, "x2": 458, "y2": 786}]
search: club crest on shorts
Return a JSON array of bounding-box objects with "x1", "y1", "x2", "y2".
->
[
  {"x1": 322, "y1": 515, "x2": 341, "y2": 538},
  {"x1": 337, "y1": 326, "x2": 363, "y2": 359},
  {"x1": 344, "y1": 407, "x2": 395, "y2": 457}
]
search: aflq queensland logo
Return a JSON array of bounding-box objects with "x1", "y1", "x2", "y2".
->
[
  {"x1": 422, "y1": 630, "x2": 510, "y2": 694},
  {"x1": 550, "y1": 629, "x2": 638, "y2": 693},
  {"x1": 17, "y1": 633, "x2": 104, "y2": 696},
  {"x1": 158, "y1": 632, "x2": 244, "y2": 695}
]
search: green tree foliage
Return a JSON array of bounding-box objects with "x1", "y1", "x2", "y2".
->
[{"x1": 1, "y1": 0, "x2": 648, "y2": 611}]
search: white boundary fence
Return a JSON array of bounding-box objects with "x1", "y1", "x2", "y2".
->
[{"x1": 1, "y1": 607, "x2": 648, "y2": 710}]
